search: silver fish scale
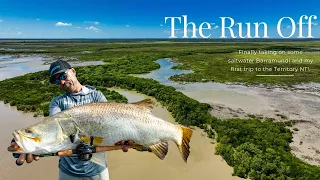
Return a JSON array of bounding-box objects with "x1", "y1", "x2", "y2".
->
[{"x1": 62, "y1": 103, "x2": 181, "y2": 146}]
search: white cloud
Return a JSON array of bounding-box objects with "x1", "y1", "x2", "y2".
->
[
  {"x1": 164, "y1": 28, "x2": 199, "y2": 34},
  {"x1": 76, "y1": 27, "x2": 81, "y2": 29},
  {"x1": 84, "y1": 21, "x2": 100, "y2": 25},
  {"x1": 0, "y1": 19, "x2": 3, "y2": 22},
  {"x1": 0, "y1": 32, "x2": 23, "y2": 35},
  {"x1": 86, "y1": 26, "x2": 99, "y2": 31},
  {"x1": 36, "y1": 19, "x2": 40, "y2": 21},
  {"x1": 126, "y1": 25, "x2": 130, "y2": 27},
  {"x1": 213, "y1": 25, "x2": 219, "y2": 29},
  {"x1": 175, "y1": 29, "x2": 183, "y2": 34},
  {"x1": 297, "y1": 22, "x2": 311, "y2": 25},
  {"x1": 55, "y1": 22, "x2": 72, "y2": 26},
  {"x1": 296, "y1": 22, "x2": 319, "y2": 27},
  {"x1": 286, "y1": 25, "x2": 291, "y2": 28},
  {"x1": 187, "y1": 28, "x2": 198, "y2": 32},
  {"x1": 160, "y1": 24, "x2": 163, "y2": 26},
  {"x1": 164, "y1": 29, "x2": 181, "y2": 34}
]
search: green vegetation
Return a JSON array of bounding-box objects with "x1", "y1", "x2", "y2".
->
[
  {"x1": 169, "y1": 52, "x2": 320, "y2": 85},
  {"x1": 1, "y1": 40, "x2": 320, "y2": 179},
  {"x1": 214, "y1": 119, "x2": 320, "y2": 179},
  {"x1": 0, "y1": 72, "x2": 128, "y2": 117},
  {"x1": 1, "y1": 40, "x2": 320, "y2": 85}
]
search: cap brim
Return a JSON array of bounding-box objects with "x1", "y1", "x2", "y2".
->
[{"x1": 49, "y1": 69, "x2": 68, "y2": 83}]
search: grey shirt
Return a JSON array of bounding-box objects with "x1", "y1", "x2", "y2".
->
[{"x1": 49, "y1": 85, "x2": 108, "y2": 177}]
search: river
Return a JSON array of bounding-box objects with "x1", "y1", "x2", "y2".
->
[
  {"x1": 138, "y1": 59, "x2": 320, "y2": 166},
  {"x1": 0, "y1": 56, "x2": 241, "y2": 179},
  {"x1": 0, "y1": 55, "x2": 105, "y2": 81}
]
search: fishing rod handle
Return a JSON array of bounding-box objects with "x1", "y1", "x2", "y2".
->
[{"x1": 95, "y1": 144, "x2": 143, "y2": 152}]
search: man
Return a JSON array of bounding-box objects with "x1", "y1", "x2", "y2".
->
[{"x1": 10, "y1": 60, "x2": 130, "y2": 180}]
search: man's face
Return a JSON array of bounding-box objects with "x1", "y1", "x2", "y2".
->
[{"x1": 53, "y1": 69, "x2": 76, "y2": 93}]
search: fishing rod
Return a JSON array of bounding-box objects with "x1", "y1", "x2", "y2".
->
[{"x1": 9, "y1": 141, "x2": 145, "y2": 161}]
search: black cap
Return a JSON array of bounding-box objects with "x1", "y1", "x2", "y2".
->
[{"x1": 49, "y1": 60, "x2": 72, "y2": 83}]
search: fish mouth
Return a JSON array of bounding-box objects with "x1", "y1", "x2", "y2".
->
[
  {"x1": 11, "y1": 130, "x2": 43, "y2": 153},
  {"x1": 10, "y1": 131, "x2": 24, "y2": 153}
]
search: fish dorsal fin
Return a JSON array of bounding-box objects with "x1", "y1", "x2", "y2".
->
[
  {"x1": 148, "y1": 142, "x2": 168, "y2": 160},
  {"x1": 131, "y1": 98, "x2": 155, "y2": 111}
]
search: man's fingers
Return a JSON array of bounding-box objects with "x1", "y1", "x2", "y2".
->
[
  {"x1": 26, "y1": 154, "x2": 33, "y2": 163},
  {"x1": 11, "y1": 142, "x2": 19, "y2": 149},
  {"x1": 16, "y1": 154, "x2": 26, "y2": 166},
  {"x1": 122, "y1": 146, "x2": 129, "y2": 152},
  {"x1": 33, "y1": 156, "x2": 40, "y2": 161},
  {"x1": 115, "y1": 140, "x2": 125, "y2": 145},
  {"x1": 126, "y1": 140, "x2": 134, "y2": 145},
  {"x1": 115, "y1": 140, "x2": 135, "y2": 147}
]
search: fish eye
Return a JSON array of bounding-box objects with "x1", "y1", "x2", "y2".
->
[{"x1": 25, "y1": 129, "x2": 33, "y2": 133}]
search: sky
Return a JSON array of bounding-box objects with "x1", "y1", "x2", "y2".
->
[{"x1": 0, "y1": 0, "x2": 319, "y2": 39}]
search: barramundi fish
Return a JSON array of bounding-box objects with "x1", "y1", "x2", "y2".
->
[{"x1": 10, "y1": 99, "x2": 193, "y2": 162}]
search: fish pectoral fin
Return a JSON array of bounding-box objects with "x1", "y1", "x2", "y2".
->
[
  {"x1": 69, "y1": 134, "x2": 77, "y2": 143},
  {"x1": 131, "y1": 99, "x2": 155, "y2": 110},
  {"x1": 148, "y1": 142, "x2": 168, "y2": 160}
]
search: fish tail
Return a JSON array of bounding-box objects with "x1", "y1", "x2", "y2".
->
[{"x1": 177, "y1": 125, "x2": 193, "y2": 163}]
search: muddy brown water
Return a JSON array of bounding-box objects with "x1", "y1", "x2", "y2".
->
[
  {"x1": 0, "y1": 102, "x2": 59, "y2": 180},
  {"x1": 0, "y1": 90, "x2": 240, "y2": 180},
  {"x1": 0, "y1": 56, "x2": 241, "y2": 179},
  {"x1": 107, "y1": 88, "x2": 241, "y2": 180}
]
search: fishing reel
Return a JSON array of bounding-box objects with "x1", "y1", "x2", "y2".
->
[{"x1": 74, "y1": 141, "x2": 93, "y2": 161}]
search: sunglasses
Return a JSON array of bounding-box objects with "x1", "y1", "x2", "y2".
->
[{"x1": 54, "y1": 73, "x2": 68, "y2": 85}]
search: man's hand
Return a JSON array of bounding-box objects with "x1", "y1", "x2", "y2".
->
[
  {"x1": 115, "y1": 140, "x2": 135, "y2": 152},
  {"x1": 10, "y1": 140, "x2": 40, "y2": 166}
]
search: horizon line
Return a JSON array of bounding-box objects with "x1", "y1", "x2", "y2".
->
[
  {"x1": 256, "y1": 75, "x2": 294, "y2": 77},
  {"x1": 1, "y1": 38, "x2": 320, "y2": 41}
]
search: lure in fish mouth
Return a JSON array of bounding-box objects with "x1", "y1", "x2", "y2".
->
[{"x1": 9, "y1": 99, "x2": 194, "y2": 163}]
